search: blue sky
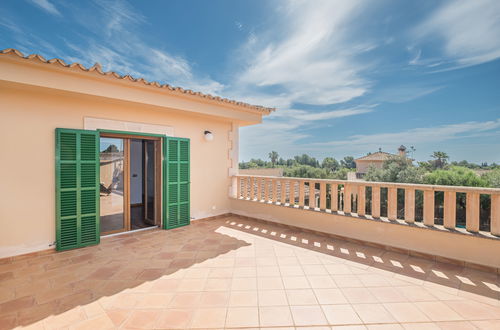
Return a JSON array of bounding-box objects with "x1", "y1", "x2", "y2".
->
[{"x1": 1, "y1": 0, "x2": 499, "y2": 163}]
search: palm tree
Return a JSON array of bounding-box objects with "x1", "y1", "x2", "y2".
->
[
  {"x1": 269, "y1": 151, "x2": 279, "y2": 167},
  {"x1": 431, "y1": 151, "x2": 449, "y2": 169}
]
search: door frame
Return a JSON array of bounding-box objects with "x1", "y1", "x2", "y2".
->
[{"x1": 98, "y1": 130, "x2": 163, "y2": 235}]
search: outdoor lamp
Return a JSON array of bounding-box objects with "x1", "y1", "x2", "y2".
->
[{"x1": 204, "y1": 130, "x2": 214, "y2": 141}]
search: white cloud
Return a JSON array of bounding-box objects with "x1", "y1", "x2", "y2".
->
[
  {"x1": 233, "y1": 0, "x2": 371, "y2": 108},
  {"x1": 28, "y1": 0, "x2": 61, "y2": 16},
  {"x1": 414, "y1": 0, "x2": 500, "y2": 68},
  {"x1": 62, "y1": 0, "x2": 224, "y2": 95}
]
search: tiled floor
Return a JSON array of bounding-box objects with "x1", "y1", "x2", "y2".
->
[{"x1": 1, "y1": 215, "x2": 499, "y2": 329}]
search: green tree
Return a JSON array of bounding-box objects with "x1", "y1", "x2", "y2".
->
[
  {"x1": 423, "y1": 166, "x2": 488, "y2": 187},
  {"x1": 430, "y1": 151, "x2": 449, "y2": 169},
  {"x1": 322, "y1": 157, "x2": 339, "y2": 172},
  {"x1": 268, "y1": 151, "x2": 279, "y2": 167},
  {"x1": 365, "y1": 155, "x2": 424, "y2": 183},
  {"x1": 481, "y1": 168, "x2": 500, "y2": 188},
  {"x1": 340, "y1": 156, "x2": 356, "y2": 169}
]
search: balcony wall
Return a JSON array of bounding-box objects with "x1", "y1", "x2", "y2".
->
[{"x1": 231, "y1": 175, "x2": 500, "y2": 269}]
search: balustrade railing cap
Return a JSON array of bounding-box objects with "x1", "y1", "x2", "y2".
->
[{"x1": 235, "y1": 174, "x2": 500, "y2": 194}]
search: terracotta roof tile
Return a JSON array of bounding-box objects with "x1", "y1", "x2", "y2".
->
[
  {"x1": 355, "y1": 151, "x2": 394, "y2": 161},
  {"x1": 1, "y1": 48, "x2": 275, "y2": 114}
]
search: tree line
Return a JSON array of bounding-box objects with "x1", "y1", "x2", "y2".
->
[{"x1": 239, "y1": 150, "x2": 500, "y2": 187}]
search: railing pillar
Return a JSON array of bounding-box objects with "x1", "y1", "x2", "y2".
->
[
  {"x1": 371, "y1": 186, "x2": 380, "y2": 218},
  {"x1": 344, "y1": 184, "x2": 352, "y2": 213},
  {"x1": 491, "y1": 194, "x2": 500, "y2": 236},
  {"x1": 236, "y1": 177, "x2": 242, "y2": 199},
  {"x1": 465, "y1": 192, "x2": 480, "y2": 232},
  {"x1": 250, "y1": 177, "x2": 256, "y2": 200},
  {"x1": 404, "y1": 188, "x2": 415, "y2": 223},
  {"x1": 272, "y1": 180, "x2": 278, "y2": 204},
  {"x1": 309, "y1": 181, "x2": 316, "y2": 209},
  {"x1": 357, "y1": 185, "x2": 366, "y2": 216},
  {"x1": 264, "y1": 179, "x2": 270, "y2": 203},
  {"x1": 242, "y1": 177, "x2": 248, "y2": 199},
  {"x1": 423, "y1": 190, "x2": 434, "y2": 226},
  {"x1": 444, "y1": 191, "x2": 456, "y2": 229},
  {"x1": 331, "y1": 184, "x2": 338, "y2": 211},
  {"x1": 281, "y1": 180, "x2": 287, "y2": 204},
  {"x1": 256, "y1": 178, "x2": 262, "y2": 201},
  {"x1": 290, "y1": 181, "x2": 296, "y2": 206},
  {"x1": 319, "y1": 182, "x2": 327, "y2": 210},
  {"x1": 298, "y1": 181, "x2": 305, "y2": 207},
  {"x1": 387, "y1": 187, "x2": 397, "y2": 220}
]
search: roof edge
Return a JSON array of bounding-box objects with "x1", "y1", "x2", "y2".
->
[{"x1": 0, "y1": 48, "x2": 276, "y2": 115}]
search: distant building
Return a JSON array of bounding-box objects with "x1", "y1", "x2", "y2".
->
[{"x1": 348, "y1": 146, "x2": 406, "y2": 180}]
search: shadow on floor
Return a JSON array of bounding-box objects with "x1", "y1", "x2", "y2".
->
[
  {"x1": 224, "y1": 216, "x2": 500, "y2": 303},
  {"x1": 0, "y1": 219, "x2": 250, "y2": 328}
]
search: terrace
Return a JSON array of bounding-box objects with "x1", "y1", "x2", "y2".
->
[{"x1": 1, "y1": 190, "x2": 499, "y2": 329}]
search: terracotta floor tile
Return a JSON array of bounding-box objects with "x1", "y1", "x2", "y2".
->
[
  {"x1": 259, "y1": 306, "x2": 294, "y2": 326},
  {"x1": 314, "y1": 288, "x2": 349, "y2": 305},
  {"x1": 435, "y1": 321, "x2": 476, "y2": 329},
  {"x1": 190, "y1": 307, "x2": 227, "y2": 328},
  {"x1": 71, "y1": 314, "x2": 115, "y2": 330},
  {"x1": 341, "y1": 287, "x2": 379, "y2": 304},
  {"x1": 198, "y1": 291, "x2": 229, "y2": 307},
  {"x1": 231, "y1": 277, "x2": 257, "y2": 290},
  {"x1": 257, "y1": 266, "x2": 281, "y2": 277},
  {"x1": 204, "y1": 278, "x2": 232, "y2": 291},
  {"x1": 283, "y1": 276, "x2": 311, "y2": 289},
  {"x1": 384, "y1": 302, "x2": 430, "y2": 323},
  {"x1": 170, "y1": 292, "x2": 201, "y2": 307},
  {"x1": 290, "y1": 305, "x2": 328, "y2": 326},
  {"x1": 258, "y1": 276, "x2": 284, "y2": 290},
  {"x1": 471, "y1": 319, "x2": 500, "y2": 329},
  {"x1": 155, "y1": 308, "x2": 194, "y2": 329},
  {"x1": 321, "y1": 304, "x2": 362, "y2": 325},
  {"x1": 414, "y1": 301, "x2": 464, "y2": 321},
  {"x1": 308, "y1": 275, "x2": 338, "y2": 288},
  {"x1": 444, "y1": 300, "x2": 500, "y2": 320},
  {"x1": 225, "y1": 307, "x2": 259, "y2": 327},
  {"x1": 369, "y1": 287, "x2": 409, "y2": 303},
  {"x1": 105, "y1": 309, "x2": 131, "y2": 327},
  {"x1": 332, "y1": 275, "x2": 365, "y2": 288},
  {"x1": 233, "y1": 266, "x2": 257, "y2": 278},
  {"x1": 229, "y1": 290, "x2": 258, "y2": 306},
  {"x1": 352, "y1": 303, "x2": 397, "y2": 324},
  {"x1": 149, "y1": 278, "x2": 181, "y2": 292},
  {"x1": 44, "y1": 307, "x2": 87, "y2": 329},
  {"x1": 401, "y1": 322, "x2": 440, "y2": 329},
  {"x1": 136, "y1": 293, "x2": 173, "y2": 308},
  {"x1": 286, "y1": 289, "x2": 318, "y2": 305},
  {"x1": 258, "y1": 290, "x2": 288, "y2": 306},
  {"x1": 177, "y1": 278, "x2": 206, "y2": 292},
  {"x1": 280, "y1": 265, "x2": 305, "y2": 276},
  {"x1": 303, "y1": 264, "x2": 329, "y2": 275}
]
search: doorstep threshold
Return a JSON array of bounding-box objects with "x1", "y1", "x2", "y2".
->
[{"x1": 101, "y1": 226, "x2": 159, "y2": 238}]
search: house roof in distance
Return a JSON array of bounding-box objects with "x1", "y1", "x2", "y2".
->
[
  {"x1": 0, "y1": 48, "x2": 275, "y2": 115},
  {"x1": 355, "y1": 151, "x2": 395, "y2": 161}
]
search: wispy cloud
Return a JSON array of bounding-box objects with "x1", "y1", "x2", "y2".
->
[
  {"x1": 28, "y1": 0, "x2": 61, "y2": 16},
  {"x1": 414, "y1": 0, "x2": 500, "y2": 69},
  {"x1": 308, "y1": 118, "x2": 500, "y2": 158},
  {"x1": 232, "y1": 0, "x2": 372, "y2": 109}
]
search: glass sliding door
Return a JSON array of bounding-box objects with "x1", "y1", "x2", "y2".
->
[{"x1": 99, "y1": 137, "x2": 126, "y2": 234}]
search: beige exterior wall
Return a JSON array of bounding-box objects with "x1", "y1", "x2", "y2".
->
[
  {"x1": 0, "y1": 82, "x2": 240, "y2": 257},
  {"x1": 356, "y1": 160, "x2": 384, "y2": 173},
  {"x1": 230, "y1": 199, "x2": 500, "y2": 268}
]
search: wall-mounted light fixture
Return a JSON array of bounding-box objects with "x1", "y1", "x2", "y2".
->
[{"x1": 204, "y1": 130, "x2": 214, "y2": 142}]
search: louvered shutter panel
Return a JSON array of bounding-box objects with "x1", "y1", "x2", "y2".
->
[
  {"x1": 56, "y1": 128, "x2": 100, "y2": 250},
  {"x1": 163, "y1": 137, "x2": 190, "y2": 229}
]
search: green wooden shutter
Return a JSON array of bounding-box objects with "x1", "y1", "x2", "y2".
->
[
  {"x1": 56, "y1": 128, "x2": 100, "y2": 251},
  {"x1": 163, "y1": 137, "x2": 190, "y2": 229}
]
